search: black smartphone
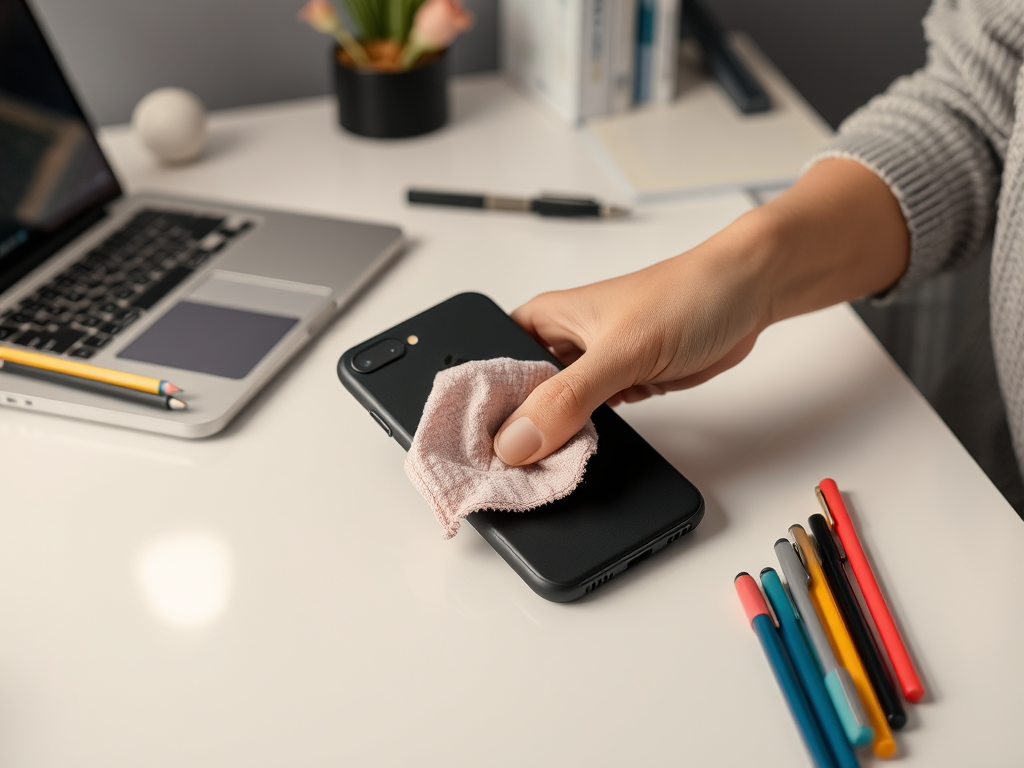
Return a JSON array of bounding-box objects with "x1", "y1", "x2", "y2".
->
[{"x1": 337, "y1": 293, "x2": 704, "y2": 602}]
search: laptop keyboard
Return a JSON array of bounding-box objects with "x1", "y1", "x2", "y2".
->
[{"x1": 0, "y1": 208, "x2": 252, "y2": 360}]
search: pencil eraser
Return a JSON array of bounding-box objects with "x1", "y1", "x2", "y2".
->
[{"x1": 734, "y1": 573, "x2": 769, "y2": 624}]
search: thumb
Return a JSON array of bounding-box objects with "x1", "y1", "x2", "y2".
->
[{"x1": 493, "y1": 350, "x2": 629, "y2": 466}]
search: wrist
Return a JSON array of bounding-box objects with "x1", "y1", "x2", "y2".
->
[{"x1": 669, "y1": 204, "x2": 782, "y2": 334}]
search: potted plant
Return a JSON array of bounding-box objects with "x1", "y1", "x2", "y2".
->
[{"x1": 299, "y1": 0, "x2": 474, "y2": 139}]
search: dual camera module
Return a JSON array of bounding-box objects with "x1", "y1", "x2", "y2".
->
[{"x1": 351, "y1": 336, "x2": 415, "y2": 373}]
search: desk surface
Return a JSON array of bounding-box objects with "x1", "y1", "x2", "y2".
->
[{"x1": 1, "y1": 76, "x2": 1021, "y2": 767}]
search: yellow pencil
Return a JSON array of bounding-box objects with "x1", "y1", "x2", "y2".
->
[
  {"x1": 791, "y1": 524, "x2": 897, "y2": 759},
  {"x1": 0, "y1": 346, "x2": 180, "y2": 396}
]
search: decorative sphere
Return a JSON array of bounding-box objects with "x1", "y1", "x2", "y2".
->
[{"x1": 132, "y1": 87, "x2": 207, "y2": 164}]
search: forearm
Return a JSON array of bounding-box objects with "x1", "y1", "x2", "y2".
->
[{"x1": 738, "y1": 158, "x2": 910, "y2": 327}]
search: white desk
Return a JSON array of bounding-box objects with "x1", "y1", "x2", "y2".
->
[{"x1": 1, "y1": 76, "x2": 1020, "y2": 767}]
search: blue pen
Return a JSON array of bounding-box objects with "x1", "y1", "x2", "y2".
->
[
  {"x1": 761, "y1": 568, "x2": 860, "y2": 768},
  {"x1": 775, "y1": 538, "x2": 874, "y2": 747},
  {"x1": 735, "y1": 573, "x2": 837, "y2": 768}
]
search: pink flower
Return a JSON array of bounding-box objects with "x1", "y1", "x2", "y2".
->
[
  {"x1": 410, "y1": 0, "x2": 474, "y2": 51},
  {"x1": 298, "y1": 0, "x2": 340, "y2": 35}
]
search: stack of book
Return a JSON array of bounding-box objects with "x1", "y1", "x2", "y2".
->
[{"x1": 500, "y1": 0, "x2": 682, "y2": 124}]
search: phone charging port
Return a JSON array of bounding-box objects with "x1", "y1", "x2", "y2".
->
[{"x1": 626, "y1": 548, "x2": 653, "y2": 569}]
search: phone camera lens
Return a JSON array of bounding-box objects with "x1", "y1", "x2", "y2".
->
[{"x1": 351, "y1": 339, "x2": 406, "y2": 374}]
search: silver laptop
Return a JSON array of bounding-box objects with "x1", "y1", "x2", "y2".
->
[{"x1": 0, "y1": 0, "x2": 403, "y2": 437}]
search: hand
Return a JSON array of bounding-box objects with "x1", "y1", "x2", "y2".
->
[
  {"x1": 492, "y1": 219, "x2": 773, "y2": 466},
  {"x1": 492, "y1": 159, "x2": 910, "y2": 466}
]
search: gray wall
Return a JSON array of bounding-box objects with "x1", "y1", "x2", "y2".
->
[
  {"x1": 33, "y1": 0, "x2": 934, "y2": 130},
  {"x1": 31, "y1": 0, "x2": 498, "y2": 126},
  {"x1": 34, "y1": 0, "x2": 930, "y2": 129},
  {"x1": 705, "y1": 0, "x2": 932, "y2": 128}
]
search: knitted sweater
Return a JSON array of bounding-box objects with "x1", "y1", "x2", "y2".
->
[{"x1": 810, "y1": 0, "x2": 1024, "y2": 478}]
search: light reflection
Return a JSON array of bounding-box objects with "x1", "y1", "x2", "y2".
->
[{"x1": 135, "y1": 531, "x2": 233, "y2": 629}]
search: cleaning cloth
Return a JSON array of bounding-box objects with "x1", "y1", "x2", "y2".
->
[{"x1": 405, "y1": 357, "x2": 598, "y2": 539}]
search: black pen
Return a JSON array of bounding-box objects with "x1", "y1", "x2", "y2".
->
[
  {"x1": 808, "y1": 513, "x2": 907, "y2": 730},
  {"x1": 407, "y1": 188, "x2": 630, "y2": 218},
  {"x1": 0, "y1": 360, "x2": 188, "y2": 410}
]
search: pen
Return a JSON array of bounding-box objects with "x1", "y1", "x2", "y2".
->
[
  {"x1": 0, "y1": 345, "x2": 181, "y2": 395},
  {"x1": 775, "y1": 539, "x2": 873, "y2": 747},
  {"x1": 0, "y1": 360, "x2": 187, "y2": 410},
  {"x1": 790, "y1": 525, "x2": 896, "y2": 759},
  {"x1": 817, "y1": 480, "x2": 924, "y2": 703},
  {"x1": 808, "y1": 514, "x2": 906, "y2": 731},
  {"x1": 735, "y1": 572, "x2": 836, "y2": 768},
  {"x1": 760, "y1": 568, "x2": 860, "y2": 768},
  {"x1": 407, "y1": 188, "x2": 631, "y2": 218}
]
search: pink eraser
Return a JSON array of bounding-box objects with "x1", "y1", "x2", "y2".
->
[{"x1": 734, "y1": 572, "x2": 770, "y2": 625}]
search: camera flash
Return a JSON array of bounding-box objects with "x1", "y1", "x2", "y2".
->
[{"x1": 406, "y1": 335, "x2": 419, "y2": 345}]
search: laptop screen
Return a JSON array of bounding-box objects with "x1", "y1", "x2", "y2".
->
[{"x1": 0, "y1": 0, "x2": 121, "y2": 294}]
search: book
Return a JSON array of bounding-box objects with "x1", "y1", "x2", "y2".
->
[
  {"x1": 587, "y1": 34, "x2": 835, "y2": 200},
  {"x1": 652, "y1": 0, "x2": 680, "y2": 104},
  {"x1": 634, "y1": 0, "x2": 679, "y2": 105},
  {"x1": 501, "y1": 0, "x2": 634, "y2": 124},
  {"x1": 634, "y1": 0, "x2": 655, "y2": 104},
  {"x1": 501, "y1": 0, "x2": 584, "y2": 124},
  {"x1": 580, "y1": 0, "x2": 612, "y2": 119},
  {"x1": 609, "y1": 0, "x2": 638, "y2": 112}
]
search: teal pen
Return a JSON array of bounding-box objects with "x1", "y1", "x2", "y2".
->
[
  {"x1": 775, "y1": 538, "x2": 873, "y2": 747},
  {"x1": 735, "y1": 573, "x2": 837, "y2": 768},
  {"x1": 761, "y1": 568, "x2": 860, "y2": 768}
]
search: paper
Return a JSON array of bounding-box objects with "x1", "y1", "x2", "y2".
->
[{"x1": 586, "y1": 34, "x2": 835, "y2": 200}]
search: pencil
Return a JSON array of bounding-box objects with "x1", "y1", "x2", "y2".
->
[
  {"x1": 0, "y1": 346, "x2": 180, "y2": 395},
  {"x1": 0, "y1": 360, "x2": 187, "y2": 411}
]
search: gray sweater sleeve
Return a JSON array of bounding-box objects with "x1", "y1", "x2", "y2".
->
[{"x1": 807, "y1": 0, "x2": 1019, "y2": 299}]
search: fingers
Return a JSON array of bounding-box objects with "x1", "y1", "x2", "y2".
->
[
  {"x1": 493, "y1": 348, "x2": 631, "y2": 466},
  {"x1": 511, "y1": 291, "x2": 592, "y2": 353}
]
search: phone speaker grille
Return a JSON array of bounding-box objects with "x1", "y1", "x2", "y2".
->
[
  {"x1": 585, "y1": 570, "x2": 615, "y2": 594},
  {"x1": 666, "y1": 523, "x2": 693, "y2": 545}
]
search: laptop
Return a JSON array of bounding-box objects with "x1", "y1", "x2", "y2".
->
[{"x1": 0, "y1": 0, "x2": 404, "y2": 437}]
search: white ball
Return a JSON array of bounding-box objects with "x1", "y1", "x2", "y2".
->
[{"x1": 132, "y1": 87, "x2": 207, "y2": 164}]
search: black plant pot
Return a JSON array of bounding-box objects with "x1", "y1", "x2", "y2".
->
[{"x1": 333, "y1": 46, "x2": 448, "y2": 139}]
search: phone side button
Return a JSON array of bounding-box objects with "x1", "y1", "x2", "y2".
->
[{"x1": 368, "y1": 411, "x2": 393, "y2": 437}]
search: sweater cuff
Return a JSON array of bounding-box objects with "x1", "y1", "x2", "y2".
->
[{"x1": 806, "y1": 120, "x2": 995, "y2": 302}]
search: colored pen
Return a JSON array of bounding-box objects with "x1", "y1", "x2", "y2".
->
[
  {"x1": 775, "y1": 539, "x2": 873, "y2": 747},
  {"x1": 817, "y1": 479, "x2": 924, "y2": 703},
  {"x1": 735, "y1": 572, "x2": 836, "y2": 768},
  {"x1": 0, "y1": 346, "x2": 181, "y2": 395},
  {"x1": 761, "y1": 568, "x2": 860, "y2": 768},
  {"x1": 808, "y1": 514, "x2": 906, "y2": 731},
  {"x1": 791, "y1": 525, "x2": 896, "y2": 759},
  {"x1": 0, "y1": 360, "x2": 187, "y2": 410},
  {"x1": 407, "y1": 188, "x2": 631, "y2": 218}
]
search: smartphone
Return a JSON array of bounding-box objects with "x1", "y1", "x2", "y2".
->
[{"x1": 337, "y1": 293, "x2": 704, "y2": 601}]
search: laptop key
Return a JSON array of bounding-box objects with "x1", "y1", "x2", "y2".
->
[
  {"x1": 83, "y1": 333, "x2": 111, "y2": 349},
  {"x1": 0, "y1": 325, "x2": 21, "y2": 341},
  {"x1": 131, "y1": 266, "x2": 193, "y2": 310},
  {"x1": 14, "y1": 330, "x2": 47, "y2": 348},
  {"x1": 70, "y1": 347, "x2": 95, "y2": 359},
  {"x1": 41, "y1": 329, "x2": 85, "y2": 354}
]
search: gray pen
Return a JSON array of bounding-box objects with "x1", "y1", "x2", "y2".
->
[{"x1": 774, "y1": 537, "x2": 874, "y2": 746}]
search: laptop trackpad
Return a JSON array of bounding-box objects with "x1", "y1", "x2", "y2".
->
[{"x1": 116, "y1": 273, "x2": 328, "y2": 379}]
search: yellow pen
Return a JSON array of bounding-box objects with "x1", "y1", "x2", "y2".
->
[{"x1": 790, "y1": 524, "x2": 897, "y2": 759}]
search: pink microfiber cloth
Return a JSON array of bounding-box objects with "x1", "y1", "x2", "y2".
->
[{"x1": 405, "y1": 357, "x2": 598, "y2": 539}]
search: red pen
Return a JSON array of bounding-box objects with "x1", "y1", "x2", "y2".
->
[{"x1": 817, "y1": 478, "x2": 925, "y2": 703}]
